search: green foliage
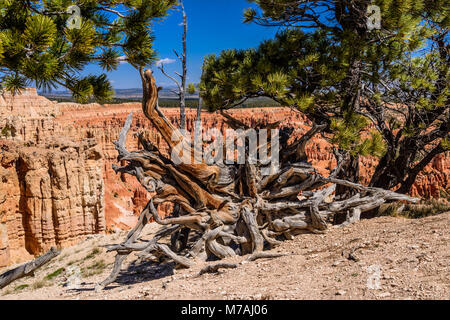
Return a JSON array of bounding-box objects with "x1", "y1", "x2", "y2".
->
[
  {"x1": 200, "y1": 29, "x2": 343, "y2": 112},
  {"x1": 0, "y1": 0, "x2": 176, "y2": 102},
  {"x1": 14, "y1": 284, "x2": 29, "y2": 291},
  {"x1": 329, "y1": 114, "x2": 387, "y2": 157},
  {"x1": 378, "y1": 200, "x2": 450, "y2": 219},
  {"x1": 201, "y1": 0, "x2": 449, "y2": 163},
  {"x1": 187, "y1": 83, "x2": 196, "y2": 95},
  {"x1": 331, "y1": 114, "x2": 366, "y2": 153},
  {"x1": 84, "y1": 247, "x2": 101, "y2": 260},
  {"x1": 82, "y1": 259, "x2": 108, "y2": 278},
  {"x1": 45, "y1": 267, "x2": 65, "y2": 281},
  {"x1": 1, "y1": 124, "x2": 12, "y2": 137},
  {"x1": 32, "y1": 279, "x2": 50, "y2": 289},
  {"x1": 356, "y1": 132, "x2": 387, "y2": 158},
  {"x1": 243, "y1": 8, "x2": 256, "y2": 23},
  {"x1": 1, "y1": 74, "x2": 29, "y2": 95},
  {"x1": 99, "y1": 48, "x2": 121, "y2": 72},
  {"x1": 23, "y1": 15, "x2": 57, "y2": 49},
  {"x1": 442, "y1": 138, "x2": 450, "y2": 151}
]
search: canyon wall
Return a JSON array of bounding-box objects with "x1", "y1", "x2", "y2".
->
[
  {"x1": 52, "y1": 102, "x2": 449, "y2": 230},
  {"x1": 0, "y1": 90, "x2": 105, "y2": 267},
  {"x1": 0, "y1": 89, "x2": 448, "y2": 267}
]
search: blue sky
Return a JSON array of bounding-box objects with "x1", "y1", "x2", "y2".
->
[{"x1": 83, "y1": 1, "x2": 279, "y2": 89}]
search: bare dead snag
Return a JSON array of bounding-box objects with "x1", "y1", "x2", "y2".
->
[
  {"x1": 0, "y1": 247, "x2": 60, "y2": 289},
  {"x1": 98, "y1": 69, "x2": 420, "y2": 290}
]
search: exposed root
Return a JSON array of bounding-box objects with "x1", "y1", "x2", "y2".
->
[
  {"x1": 97, "y1": 69, "x2": 420, "y2": 290},
  {"x1": 244, "y1": 252, "x2": 289, "y2": 263},
  {"x1": 198, "y1": 263, "x2": 238, "y2": 276}
]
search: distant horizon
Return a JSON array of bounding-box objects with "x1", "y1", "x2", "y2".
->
[{"x1": 38, "y1": 86, "x2": 198, "y2": 99}]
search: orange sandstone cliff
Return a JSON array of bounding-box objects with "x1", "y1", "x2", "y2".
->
[
  {"x1": 0, "y1": 90, "x2": 105, "y2": 267},
  {"x1": 0, "y1": 89, "x2": 448, "y2": 267}
]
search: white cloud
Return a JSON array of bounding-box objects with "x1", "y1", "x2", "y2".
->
[
  {"x1": 156, "y1": 58, "x2": 176, "y2": 67},
  {"x1": 117, "y1": 56, "x2": 128, "y2": 65}
]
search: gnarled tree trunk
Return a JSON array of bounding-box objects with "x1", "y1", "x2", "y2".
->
[{"x1": 96, "y1": 70, "x2": 419, "y2": 290}]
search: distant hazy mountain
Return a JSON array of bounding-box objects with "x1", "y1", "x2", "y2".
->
[
  {"x1": 39, "y1": 88, "x2": 278, "y2": 108},
  {"x1": 40, "y1": 87, "x2": 198, "y2": 99}
]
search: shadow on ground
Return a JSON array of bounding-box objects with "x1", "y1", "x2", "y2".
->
[{"x1": 107, "y1": 260, "x2": 176, "y2": 289}]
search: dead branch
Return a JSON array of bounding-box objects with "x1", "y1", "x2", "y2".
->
[{"x1": 0, "y1": 247, "x2": 60, "y2": 289}]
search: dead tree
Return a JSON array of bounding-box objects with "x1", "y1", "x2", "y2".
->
[
  {"x1": 96, "y1": 69, "x2": 419, "y2": 290},
  {"x1": 158, "y1": 0, "x2": 188, "y2": 131},
  {"x1": 0, "y1": 247, "x2": 60, "y2": 289}
]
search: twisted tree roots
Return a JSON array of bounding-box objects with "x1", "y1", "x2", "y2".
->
[{"x1": 96, "y1": 70, "x2": 419, "y2": 290}]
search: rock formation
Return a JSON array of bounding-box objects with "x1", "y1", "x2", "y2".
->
[
  {"x1": 0, "y1": 91, "x2": 105, "y2": 267},
  {"x1": 0, "y1": 138, "x2": 105, "y2": 267},
  {"x1": 0, "y1": 89, "x2": 448, "y2": 267}
]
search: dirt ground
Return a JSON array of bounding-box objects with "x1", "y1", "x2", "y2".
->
[{"x1": 1, "y1": 212, "x2": 449, "y2": 300}]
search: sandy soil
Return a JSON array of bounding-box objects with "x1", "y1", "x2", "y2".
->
[{"x1": 1, "y1": 212, "x2": 449, "y2": 300}]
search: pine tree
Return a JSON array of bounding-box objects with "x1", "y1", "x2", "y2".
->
[
  {"x1": 200, "y1": 0, "x2": 449, "y2": 195},
  {"x1": 365, "y1": 11, "x2": 449, "y2": 192},
  {"x1": 0, "y1": 0, "x2": 176, "y2": 103}
]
